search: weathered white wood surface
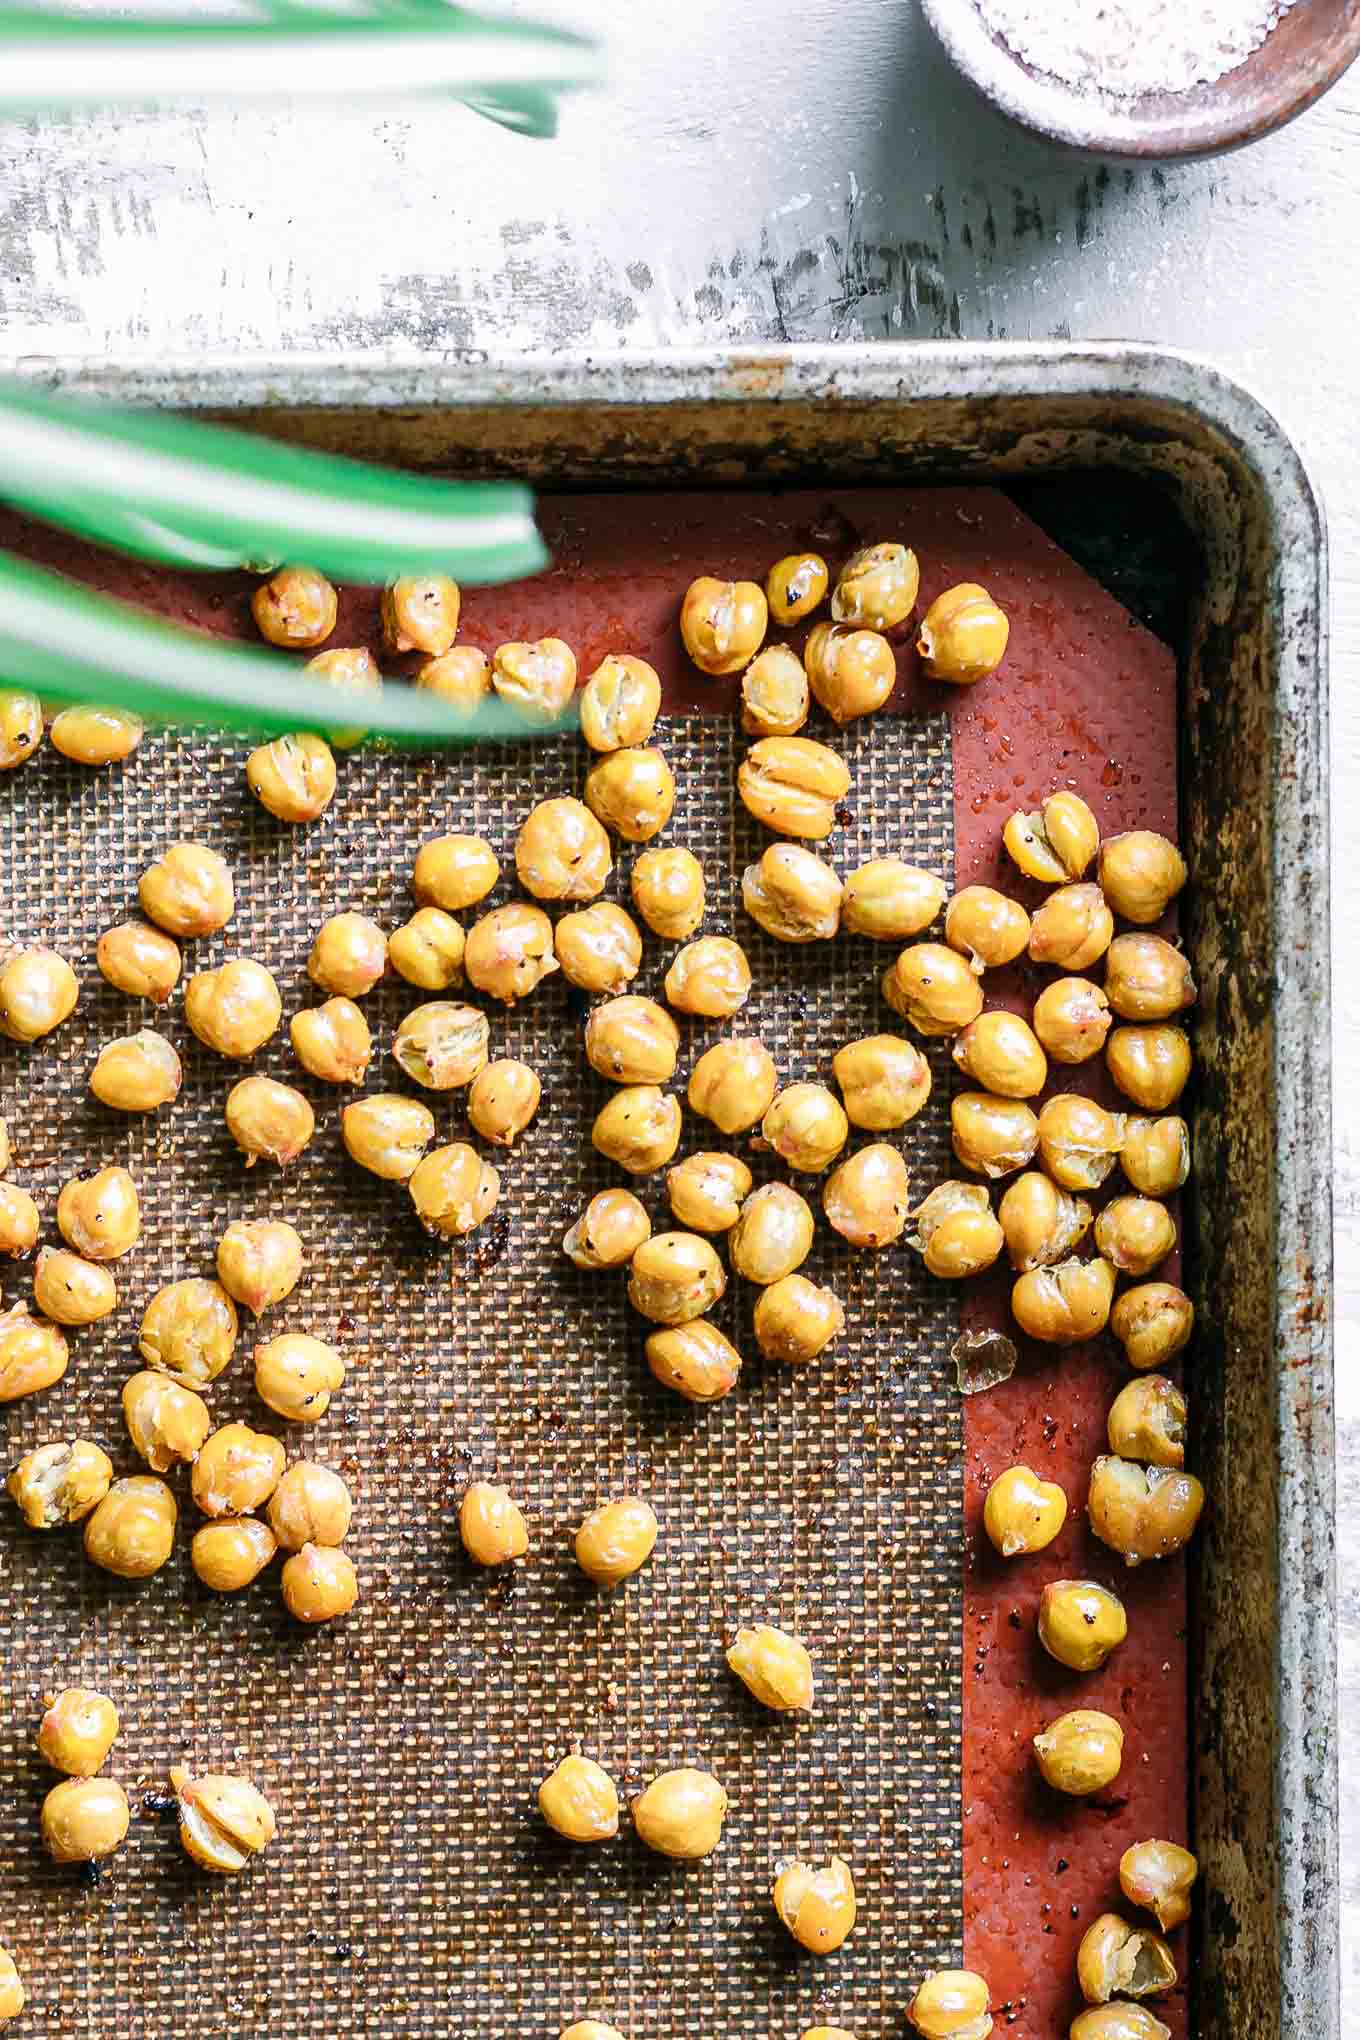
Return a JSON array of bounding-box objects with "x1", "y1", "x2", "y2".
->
[{"x1": 0, "y1": 0, "x2": 1355, "y2": 2013}]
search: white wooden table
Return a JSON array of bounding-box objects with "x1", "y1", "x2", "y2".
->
[{"x1": 2, "y1": 0, "x2": 1355, "y2": 2011}]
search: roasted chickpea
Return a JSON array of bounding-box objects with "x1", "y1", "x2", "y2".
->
[
  {"x1": 944, "y1": 885, "x2": 1030, "y2": 970},
  {"x1": 122, "y1": 1370, "x2": 211, "y2": 1472},
  {"x1": 555, "y1": 902, "x2": 643, "y2": 994},
  {"x1": 983, "y1": 1464, "x2": 1067, "y2": 1556},
  {"x1": 491, "y1": 635, "x2": 576, "y2": 722},
  {"x1": 0, "y1": 1182, "x2": 39, "y2": 1254},
  {"x1": 1034, "y1": 1708, "x2": 1124, "y2": 1795},
  {"x1": 38, "y1": 1687, "x2": 119, "y2": 1776},
  {"x1": 407, "y1": 1142, "x2": 501, "y2": 1237},
  {"x1": 632, "y1": 1768, "x2": 728, "y2": 1858},
  {"x1": 664, "y1": 936, "x2": 752, "y2": 1018},
  {"x1": 1099, "y1": 831, "x2": 1187, "y2": 925},
  {"x1": 727, "y1": 1623, "x2": 813, "y2": 1711},
  {"x1": 413, "y1": 833, "x2": 500, "y2": 912},
  {"x1": 741, "y1": 643, "x2": 810, "y2": 738},
  {"x1": 91, "y1": 1027, "x2": 182, "y2": 1112},
  {"x1": 56, "y1": 1166, "x2": 139, "y2": 1262},
  {"x1": 906, "y1": 1181, "x2": 1004, "y2": 1279},
  {"x1": 1119, "y1": 1839, "x2": 1199, "y2": 1932},
  {"x1": 997, "y1": 1171, "x2": 1092, "y2": 1271},
  {"x1": 171, "y1": 1765, "x2": 278, "y2": 1870},
  {"x1": 738, "y1": 735, "x2": 850, "y2": 841},
  {"x1": 907, "y1": 1968, "x2": 994, "y2": 2040},
  {"x1": 1077, "y1": 1914, "x2": 1177, "y2": 2006},
  {"x1": 885, "y1": 943, "x2": 984, "y2": 1036},
  {"x1": 192, "y1": 1422, "x2": 285, "y2": 1517},
  {"x1": 951, "y1": 1093, "x2": 1039, "y2": 1179},
  {"x1": 1032, "y1": 977, "x2": 1112, "y2": 1065},
  {"x1": 51, "y1": 704, "x2": 143, "y2": 765},
  {"x1": 667, "y1": 1152, "x2": 751, "y2": 1233},
  {"x1": 33, "y1": 1246, "x2": 116, "y2": 1326},
  {"x1": 1104, "y1": 935, "x2": 1196, "y2": 1022},
  {"x1": 245, "y1": 731, "x2": 337, "y2": 823},
  {"x1": 192, "y1": 1517, "x2": 278, "y2": 1592},
  {"x1": 1038, "y1": 1579, "x2": 1129, "y2": 1672},
  {"x1": 7, "y1": 1437, "x2": 109, "y2": 1525},
  {"x1": 138, "y1": 1277, "x2": 239, "y2": 1387},
  {"x1": 631, "y1": 846, "x2": 705, "y2": 940},
  {"x1": 743, "y1": 841, "x2": 843, "y2": 942},
  {"x1": 680, "y1": 576, "x2": 767, "y2": 675},
  {"x1": 842, "y1": 858, "x2": 947, "y2": 941},
  {"x1": 253, "y1": 563, "x2": 336, "y2": 647},
  {"x1": 586, "y1": 996, "x2": 680, "y2": 1085},
  {"x1": 1036, "y1": 1095, "x2": 1126, "y2": 1191},
  {"x1": 774, "y1": 1854, "x2": 857, "y2": 1954},
  {"x1": 305, "y1": 644, "x2": 382, "y2": 747},
  {"x1": 953, "y1": 1011, "x2": 1047, "y2": 1098},
  {"x1": 753, "y1": 1273, "x2": 844, "y2": 1364},
  {"x1": 307, "y1": 912, "x2": 387, "y2": 999},
  {"x1": 539, "y1": 1755, "x2": 620, "y2": 1843},
  {"x1": 0, "y1": 946, "x2": 78, "y2": 1042},
  {"x1": 267, "y1": 1461, "x2": 353, "y2": 1549},
  {"x1": 762, "y1": 1082, "x2": 849, "y2": 1173},
  {"x1": 579, "y1": 653, "x2": 661, "y2": 751},
  {"x1": 83, "y1": 1474, "x2": 177, "y2": 1577},
  {"x1": 341, "y1": 1093, "x2": 435, "y2": 1180},
  {"x1": 729, "y1": 1182, "x2": 816, "y2": 1284},
  {"x1": 1028, "y1": 883, "x2": 1114, "y2": 971},
  {"x1": 832, "y1": 539, "x2": 919, "y2": 629},
  {"x1": 1088, "y1": 1456, "x2": 1205, "y2": 1566},
  {"x1": 824, "y1": 1142, "x2": 910, "y2": 1249},
  {"x1": 42, "y1": 1777, "x2": 131, "y2": 1863},
  {"x1": 1094, "y1": 1196, "x2": 1176, "y2": 1276},
  {"x1": 1108, "y1": 1375, "x2": 1186, "y2": 1469},
  {"x1": 415, "y1": 644, "x2": 491, "y2": 712},
  {"x1": 515, "y1": 797, "x2": 612, "y2": 902},
  {"x1": 1120, "y1": 1116, "x2": 1189, "y2": 1197},
  {"x1": 575, "y1": 1496, "x2": 658, "y2": 1585},
  {"x1": 805, "y1": 621, "x2": 897, "y2": 723},
  {"x1": 832, "y1": 1033, "x2": 931, "y2": 1131},
  {"x1": 0, "y1": 689, "x2": 42, "y2": 767},
  {"x1": 592, "y1": 1085, "x2": 683, "y2": 1174},
  {"x1": 0, "y1": 1304, "x2": 69, "y2": 1402},
  {"x1": 186, "y1": 959, "x2": 283, "y2": 1060},
  {"x1": 465, "y1": 902, "x2": 559, "y2": 1003},
  {"x1": 383, "y1": 572, "x2": 460, "y2": 656},
  {"x1": 216, "y1": 1219, "x2": 303, "y2": 1316},
  {"x1": 563, "y1": 1190, "x2": 651, "y2": 1271},
  {"x1": 1106, "y1": 1025, "x2": 1192, "y2": 1111},
  {"x1": 388, "y1": 908, "x2": 465, "y2": 991},
  {"x1": 688, "y1": 1038, "x2": 777, "y2": 1135},
  {"x1": 290, "y1": 997, "x2": 372, "y2": 1085},
  {"x1": 628, "y1": 1230, "x2": 727, "y2": 1324},
  {"x1": 1070, "y1": 2005, "x2": 1170, "y2": 2040},
  {"x1": 138, "y1": 841, "x2": 234, "y2": 937},
  {"x1": 1110, "y1": 1283, "x2": 1194, "y2": 1370},
  {"x1": 281, "y1": 1541, "x2": 359, "y2": 1621},
  {"x1": 392, "y1": 1001, "x2": 488, "y2": 1091},
  {"x1": 766, "y1": 550, "x2": 828, "y2": 626},
  {"x1": 1012, "y1": 1256, "x2": 1116, "y2": 1344},
  {"x1": 1005, "y1": 791, "x2": 1100, "y2": 884},
  {"x1": 225, "y1": 1076, "x2": 315, "y2": 1167},
  {"x1": 254, "y1": 1333, "x2": 345, "y2": 1424},
  {"x1": 646, "y1": 1318, "x2": 741, "y2": 1403},
  {"x1": 96, "y1": 920, "x2": 181, "y2": 1002},
  {"x1": 468, "y1": 1059, "x2": 541, "y2": 1147},
  {"x1": 583, "y1": 746, "x2": 675, "y2": 842},
  {"x1": 917, "y1": 581, "x2": 1010, "y2": 685},
  {"x1": 559, "y1": 2025, "x2": 624, "y2": 2040},
  {"x1": 460, "y1": 1481, "x2": 528, "y2": 1566}
]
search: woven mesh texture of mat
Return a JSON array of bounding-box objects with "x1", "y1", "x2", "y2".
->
[{"x1": 0, "y1": 704, "x2": 962, "y2": 2039}]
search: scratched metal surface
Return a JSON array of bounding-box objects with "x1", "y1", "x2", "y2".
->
[{"x1": 0, "y1": 0, "x2": 1353, "y2": 2012}]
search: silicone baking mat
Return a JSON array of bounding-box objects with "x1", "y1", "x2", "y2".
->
[{"x1": 0, "y1": 485, "x2": 1186, "y2": 2039}]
